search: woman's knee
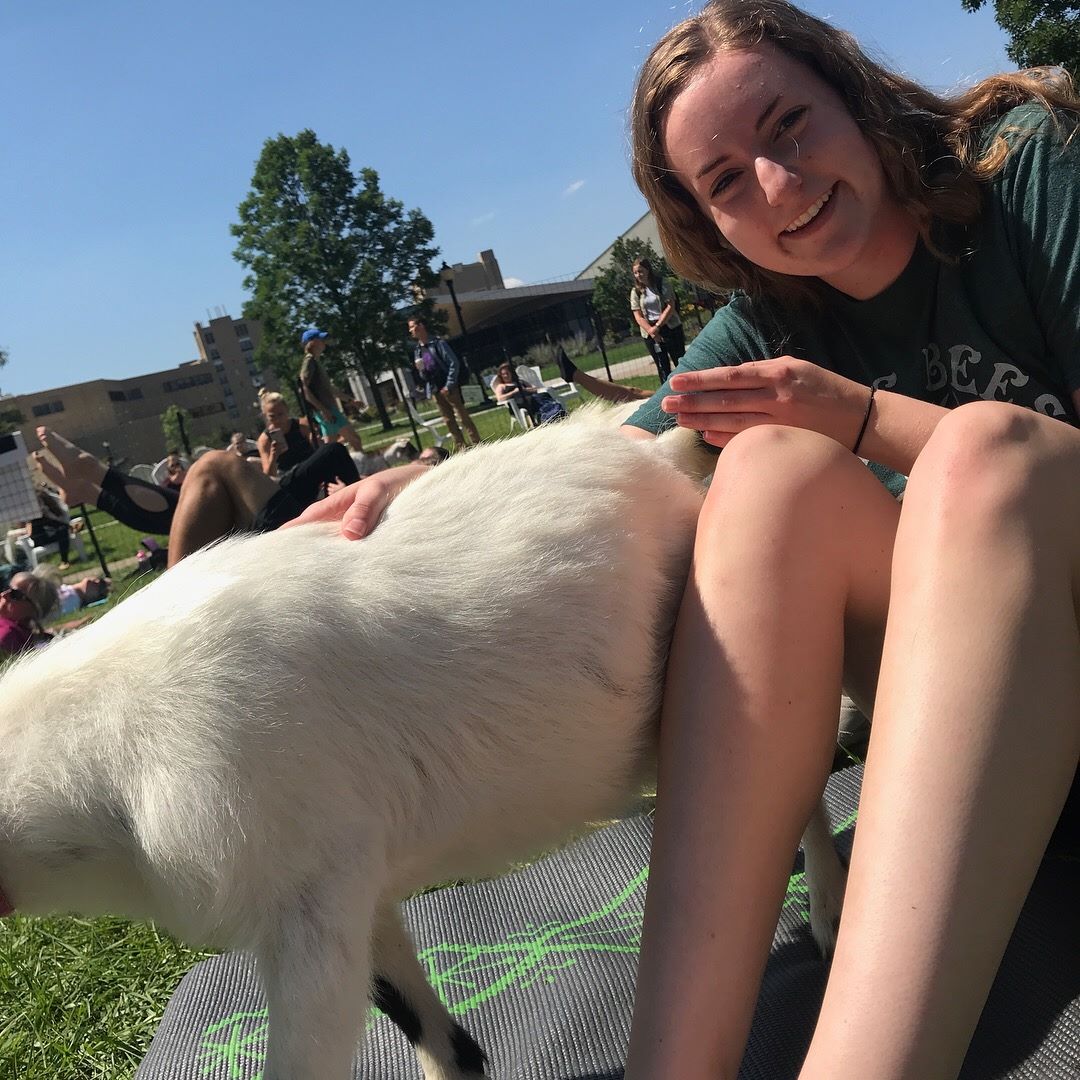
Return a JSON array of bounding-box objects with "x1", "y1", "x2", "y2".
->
[
  {"x1": 909, "y1": 402, "x2": 1079, "y2": 527},
  {"x1": 703, "y1": 426, "x2": 871, "y2": 529}
]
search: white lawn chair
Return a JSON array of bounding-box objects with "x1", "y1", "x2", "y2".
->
[
  {"x1": 7, "y1": 493, "x2": 87, "y2": 569},
  {"x1": 516, "y1": 364, "x2": 583, "y2": 408},
  {"x1": 489, "y1": 376, "x2": 534, "y2": 433},
  {"x1": 151, "y1": 455, "x2": 191, "y2": 487},
  {"x1": 405, "y1": 398, "x2": 452, "y2": 448},
  {"x1": 129, "y1": 463, "x2": 156, "y2": 483}
]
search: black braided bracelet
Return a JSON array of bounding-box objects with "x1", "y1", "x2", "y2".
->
[{"x1": 852, "y1": 385, "x2": 876, "y2": 456}]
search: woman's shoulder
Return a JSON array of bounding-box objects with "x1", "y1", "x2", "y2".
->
[
  {"x1": 690, "y1": 294, "x2": 784, "y2": 359},
  {"x1": 980, "y1": 99, "x2": 1079, "y2": 156}
]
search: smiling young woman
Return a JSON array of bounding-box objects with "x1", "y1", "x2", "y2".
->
[{"x1": 617, "y1": 2, "x2": 1080, "y2": 1079}]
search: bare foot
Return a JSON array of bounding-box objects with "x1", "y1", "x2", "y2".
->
[
  {"x1": 36, "y1": 428, "x2": 107, "y2": 485},
  {"x1": 32, "y1": 453, "x2": 99, "y2": 507}
]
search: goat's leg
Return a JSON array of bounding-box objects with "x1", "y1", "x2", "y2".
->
[
  {"x1": 803, "y1": 799, "x2": 848, "y2": 958},
  {"x1": 257, "y1": 869, "x2": 375, "y2": 1080},
  {"x1": 372, "y1": 904, "x2": 488, "y2": 1079}
]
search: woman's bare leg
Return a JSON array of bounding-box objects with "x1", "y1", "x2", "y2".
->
[
  {"x1": 166, "y1": 451, "x2": 279, "y2": 566},
  {"x1": 338, "y1": 424, "x2": 365, "y2": 453},
  {"x1": 36, "y1": 427, "x2": 107, "y2": 486},
  {"x1": 36, "y1": 428, "x2": 173, "y2": 516},
  {"x1": 800, "y1": 402, "x2": 1080, "y2": 1080},
  {"x1": 625, "y1": 426, "x2": 900, "y2": 1079},
  {"x1": 575, "y1": 370, "x2": 652, "y2": 404},
  {"x1": 33, "y1": 453, "x2": 101, "y2": 508}
]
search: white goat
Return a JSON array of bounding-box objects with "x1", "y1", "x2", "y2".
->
[{"x1": 0, "y1": 408, "x2": 846, "y2": 1080}]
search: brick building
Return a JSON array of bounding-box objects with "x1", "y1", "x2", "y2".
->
[{"x1": 4, "y1": 314, "x2": 275, "y2": 469}]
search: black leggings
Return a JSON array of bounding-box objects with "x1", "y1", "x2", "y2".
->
[
  {"x1": 96, "y1": 468, "x2": 179, "y2": 535},
  {"x1": 279, "y1": 442, "x2": 360, "y2": 506},
  {"x1": 93, "y1": 444, "x2": 360, "y2": 537},
  {"x1": 29, "y1": 520, "x2": 71, "y2": 561}
]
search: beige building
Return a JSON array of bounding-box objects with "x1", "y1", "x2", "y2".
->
[
  {"x1": 5, "y1": 314, "x2": 274, "y2": 469},
  {"x1": 576, "y1": 209, "x2": 662, "y2": 280}
]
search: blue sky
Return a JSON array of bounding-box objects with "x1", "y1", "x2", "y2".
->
[{"x1": 1, "y1": 0, "x2": 1011, "y2": 397}]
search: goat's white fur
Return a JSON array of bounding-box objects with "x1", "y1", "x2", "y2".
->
[{"x1": 0, "y1": 407, "x2": 846, "y2": 1079}]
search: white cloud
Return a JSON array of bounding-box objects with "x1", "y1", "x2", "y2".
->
[
  {"x1": 503, "y1": 276, "x2": 525, "y2": 288},
  {"x1": 562, "y1": 179, "x2": 586, "y2": 197},
  {"x1": 470, "y1": 210, "x2": 496, "y2": 226}
]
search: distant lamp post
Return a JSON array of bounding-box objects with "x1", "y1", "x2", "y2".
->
[{"x1": 440, "y1": 261, "x2": 489, "y2": 402}]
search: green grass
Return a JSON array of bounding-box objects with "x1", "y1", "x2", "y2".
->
[
  {"x1": 33, "y1": 505, "x2": 155, "y2": 576},
  {"x1": 0, "y1": 376, "x2": 668, "y2": 1077},
  {"x1": 0, "y1": 916, "x2": 214, "y2": 1079}
]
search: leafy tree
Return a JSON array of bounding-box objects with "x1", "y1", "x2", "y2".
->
[
  {"x1": 161, "y1": 405, "x2": 192, "y2": 456},
  {"x1": 0, "y1": 347, "x2": 23, "y2": 435},
  {"x1": 590, "y1": 237, "x2": 684, "y2": 339},
  {"x1": 961, "y1": 0, "x2": 1079, "y2": 75},
  {"x1": 232, "y1": 130, "x2": 440, "y2": 430}
]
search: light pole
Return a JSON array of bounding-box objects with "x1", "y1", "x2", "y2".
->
[{"x1": 440, "y1": 262, "x2": 490, "y2": 403}]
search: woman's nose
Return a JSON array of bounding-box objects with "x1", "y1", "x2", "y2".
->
[{"x1": 754, "y1": 155, "x2": 801, "y2": 207}]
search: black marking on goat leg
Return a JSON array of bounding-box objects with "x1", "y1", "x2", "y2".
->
[
  {"x1": 373, "y1": 976, "x2": 423, "y2": 1046},
  {"x1": 451, "y1": 1023, "x2": 488, "y2": 1074}
]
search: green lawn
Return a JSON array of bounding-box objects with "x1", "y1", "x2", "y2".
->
[{"x1": 0, "y1": 373, "x2": 668, "y2": 1078}]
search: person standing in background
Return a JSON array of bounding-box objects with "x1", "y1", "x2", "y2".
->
[
  {"x1": 299, "y1": 329, "x2": 365, "y2": 453},
  {"x1": 408, "y1": 317, "x2": 481, "y2": 450}
]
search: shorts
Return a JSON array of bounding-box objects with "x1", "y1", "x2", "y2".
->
[
  {"x1": 314, "y1": 407, "x2": 349, "y2": 439},
  {"x1": 250, "y1": 486, "x2": 306, "y2": 534}
]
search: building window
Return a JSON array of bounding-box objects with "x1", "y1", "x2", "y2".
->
[
  {"x1": 31, "y1": 400, "x2": 65, "y2": 417},
  {"x1": 204, "y1": 331, "x2": 215, "y2": 345},
  {"x1": 108, "y1": 390, "x2": 125, "y2": 402},
  {"x1": 234, "y1": 322, "x2": 248, "y2": 337},
  {"x1": 189, "y1": 402, "x2": 226, "y2": 419},
  {"x1": 239, "y1": 338, "x2": 253, "y2": 352},
  {"x1": 209, "y1": 348, "x2": 221, "y2": 360},
  {"x1": 163, "y1": 372, "x2": 213, "y2": 393},
  {"x1": 108, "y1": 388, "x2": 144, "y2": 402},
  {"x1": 129, "y1": 387, "x2": 144, "y2": 400}
]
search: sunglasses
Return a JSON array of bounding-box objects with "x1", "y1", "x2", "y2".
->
[{"x1": 3, "y1": 585, "x2": 38, "y2": 616}]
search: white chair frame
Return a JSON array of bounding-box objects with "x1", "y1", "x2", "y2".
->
[
  {"x1": 516, "y1": 365, "x2": 583, "y2": 408},
  {"x1": 489, "y1": 376, "x2": 534, "y2": 433},
  {"x1": 405, "y1": 399, "x2": 452, "y2": 448}
]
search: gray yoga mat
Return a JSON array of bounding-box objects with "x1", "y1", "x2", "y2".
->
[{"x1": 136, "y1": 766, "x2": 1079, "y2": 1079}]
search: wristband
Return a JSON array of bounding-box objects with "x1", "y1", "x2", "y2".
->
[{"x1": 852, "y1": 386, "x2": 876, "y2": 456}]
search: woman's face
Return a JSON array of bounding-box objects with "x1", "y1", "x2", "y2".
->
[
  {"x1": 0, "y1": 574, "x2": 37, "y2": 626},
  {"x1": 262, "y1": 400, "x2": 290, "y2": 429},
  {"x1": 497, "y1": 365, "x2": 513, "y2": 383},
  {"x1": 632, "y1": 263, "x2": 649, "y2": 287},
  {"x1": 663, "y1": 44, "x2": 918, "y2": 298}
]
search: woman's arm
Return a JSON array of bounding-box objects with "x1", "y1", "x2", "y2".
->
[
  {"x1": 653, "y1": 281, "x2": 676, "y2": 330},
  {"x1": 284, "y1": 462, "x2": 429, "y2": 539},
  {"x1": 257, "y1": 432, "x2": 279, "y2": 478},
  {"x1": 662, "y1": 360, "x2": 950, "y2": 476},
  {"x1": 629, "y1": 288, "x2": 655, "y2": 337}
]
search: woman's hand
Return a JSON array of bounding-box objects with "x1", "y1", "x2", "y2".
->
[
  {"x1": 661, "y1": 358, "x2": 872, "y2": 449},
  {"x1": 284, "y1": 463, "x2": 428, "y2": 539}
]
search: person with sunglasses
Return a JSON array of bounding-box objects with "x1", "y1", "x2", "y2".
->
[{"x1": 0, "y1": 570, "x2": 60, "y2": 656}]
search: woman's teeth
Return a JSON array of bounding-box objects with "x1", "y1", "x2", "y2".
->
[{"x1": 784, "y1": 187, "x2": 832, "y2": 233}]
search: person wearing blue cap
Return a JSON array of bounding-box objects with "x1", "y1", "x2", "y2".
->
[{"x1": 299, "y1": 329, "x2": 364, "y2": 453}]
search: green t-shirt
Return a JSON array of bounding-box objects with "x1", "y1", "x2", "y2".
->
[{"x1": 625, "y1": 103, "x2": 1080, "y2": 443}]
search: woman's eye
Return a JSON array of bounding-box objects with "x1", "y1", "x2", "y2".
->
[
  {"x1": 776, "y1": 106, "x2": 807, "y2": 136},
  {"x1": 710, "y1": 171, "x2": 739, "y2": 198}
]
